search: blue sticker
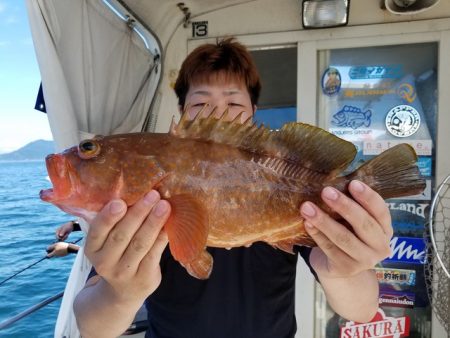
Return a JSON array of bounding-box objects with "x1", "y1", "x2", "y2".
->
[
  {"x1": 375, "y1": 267, "x2": 416, "y2": 286},
  {"x1": 331, "y1": 105, "x2": 372, "y2": 129},
  {"x1": 417, "y1": 157, "x2": 432, "y2": 177},
  {"x1": 384, "y1": 237, "x2": 426, "y2": 265},
  {"x1": 321, "y1": 67, "x2": 341, "y2": 96},
  {"x1": 348, "y1": 65, "x2": 403, "y2": 79}
]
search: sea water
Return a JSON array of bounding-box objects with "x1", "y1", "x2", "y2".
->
[{"x1": 0, "y1": 161, "x2": 79, "y2": 338}]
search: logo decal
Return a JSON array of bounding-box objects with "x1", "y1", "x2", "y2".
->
[
  {"x1": 341, "y1": 309, "x2": 410, "y2": 338},
  {"x1": 387, "y1": 202, "x2": 429, "y2": 219},
  {"x1": 375, "y1": 268, "x2": 416, "y2": 286},
  {"x1": 348, "y1": 65, "x2": 403, "y2": 79},
  {"x1": 397, "y1": 83, "x2": 417, "y2": 103},
  {"x1": 321, "y1": 67, "x2": 341, "y2": 96},
  {"x1": 379, "y1": 290, "x2": 415, "y2": 308},
  {"x1": 384, "y1": 237, "x2": 426, "y2": 265},
  {"x1": 332, "y1": 105, "x2": 372, "y2": 129},
  {"x1": 385, "y1": 105, "x2": 421, "y2": 138}
]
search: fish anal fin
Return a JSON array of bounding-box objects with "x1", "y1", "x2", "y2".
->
[
  {"x1": 164, "y1": 194, "x2": 210, "y2": 272},
  {"x1": 183, "y1": 251, "x2": 213, "y2": 280},
  {"x1": 270, "y1": 236, "x2": 317, "y2": 253}
]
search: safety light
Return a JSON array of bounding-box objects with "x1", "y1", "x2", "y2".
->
[{"x1": 302, "y1": 0, "x2": 350, "y2": 29}]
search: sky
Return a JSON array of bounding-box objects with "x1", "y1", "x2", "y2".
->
[{"x1": 0, "y1": 0, "x2": 52, "y2": 153}]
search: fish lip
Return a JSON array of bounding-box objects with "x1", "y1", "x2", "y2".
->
[{"x1": 41, "y1": 154, "x2": 72, "y2": 202}]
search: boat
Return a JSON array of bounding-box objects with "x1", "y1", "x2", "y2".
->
[{"x1": 4, "y1": 0, "x2": 449, "y2": 336}]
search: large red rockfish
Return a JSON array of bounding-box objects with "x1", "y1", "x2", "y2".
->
[{"x1": 40, "y1": 112, "x2": 425, "y2": 279}]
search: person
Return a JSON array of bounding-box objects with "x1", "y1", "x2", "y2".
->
[
  {"x1": 46, "y1": 220, "x2": 82, "y2": 258},
  {"x1": 73, "y1": 38, "x2": 392, "y2": 338}
]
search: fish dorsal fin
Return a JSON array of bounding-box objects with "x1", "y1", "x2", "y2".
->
[{"x1": 170, "y1": 110, "x2": 356, "y2": 174}]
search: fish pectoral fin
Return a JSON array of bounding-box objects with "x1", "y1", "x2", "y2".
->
[
  {"x1": 164, "y1": 194, "x2": 210, "y2": 276},
  {"x1": 183, "y1": 250, "x2": 213, "y2": 280}
]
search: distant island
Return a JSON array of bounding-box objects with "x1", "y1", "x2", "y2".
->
[{"x1": 0, "y1": 140, "x2": 55, "y2": 161}]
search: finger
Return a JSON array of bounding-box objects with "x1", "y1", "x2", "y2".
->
[
  {"x1": 84, "y1": 199, "x2": 127, "y2": 257},
  {"x1": 138, "y1": 229, "x2": 169, "y2": 277},
  {"x1": 98, "y1": 191, "x2": 163, "y2": 264},
  {"x1": 348, "y1": 180, "x2": 393, "y2": 238},
  {"x1": 304, "y1": 222, "x2": 356, "y2": 274},
  {"x1": 119, "y1": 200, "x2": 171, "y2": 272},
  {"x1": 320, "y1": 185, "x2": 387, "y2": 249},
  {"x1": 301, "y1": 201, "x2": 373, "y2": 261}
]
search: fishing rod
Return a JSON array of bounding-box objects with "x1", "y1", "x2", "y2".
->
[
  {"x1": 0, "y1": 237, "x2": 82, "y2": 287},
  {"x1": 0, "y1": 291, "x2": 64, "y2": 330}
]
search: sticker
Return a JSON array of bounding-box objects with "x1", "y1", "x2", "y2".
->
[
  {"x1": 374, "y1": 268, "x2": 416, "y2": 286},
  {"x1": 340, "y1": 309, "x2": 410, "y2": 338},
  {"x1": 397, "y1": 83, "x2": 417, "y2": 103},
  {"x1": 417, "y1": 157, "x2": 432, "y2": 177},
  {"x1": 385, "y1": 105, "x2": 421, "y2": 138},
  {"x1": 321, "y1": 67, "x2": 341, "y2": 96},
  {"x1": 384, "y1": 237, "x2": 426, "y2": 265},
  {"x1": 344, "y1": 88, "x2": 396, "y2": 98},
  {"x1": 379, "y1": 290, "x2": 415, "y2": 309},
  {"x1": 331, "y1": 105, "x2": 372, "y2": 129},
  {"x1": 363, "y1": 140, "x2": 432, "y2": 156},
  {"x1": 192, "y1": 21, "x2": 208, "y2": 38},
  {"x1": 387, "y1": 202, "x2": 429, "y2": 219},
  {"x1": 348, "y1": 65, "x2": 403, "y2": 79}
]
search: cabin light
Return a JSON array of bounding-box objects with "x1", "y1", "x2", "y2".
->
[{"x1": 302, "y1": 0, "x2": 350, "y2": 29}]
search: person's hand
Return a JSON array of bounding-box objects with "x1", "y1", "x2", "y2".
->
[
  {"x1": 300, "y1": 180, "x2": 392, "y2": 279},
  {"x1": 47, "y1": 242, "x2": 71, "y2": 257},
  {"x1": 84, "y1": 190, "x2": 170, "y2": 303},
  {"x1": 55, "y1": 221, "x2": 76, "y2": 241}
]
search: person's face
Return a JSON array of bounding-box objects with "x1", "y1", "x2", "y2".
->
[{"x1": 182, "y1": 77, "x2": 256, "y2": 122}]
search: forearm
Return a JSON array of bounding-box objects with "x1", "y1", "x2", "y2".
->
[
  {"x1": 74, "y1": 277, "x2": 144, "y2": 338},
  {"x1": 318, "y1": 269, "x2": 379, "y2": 323}
]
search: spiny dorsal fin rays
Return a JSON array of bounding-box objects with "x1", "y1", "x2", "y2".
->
[{"x1": 170, "y1": 108, "x2": 356, "y2": 175}]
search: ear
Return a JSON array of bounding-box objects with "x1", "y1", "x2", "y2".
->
[{"x1": 252, "y1": 105, "x2": 257, "y2": 114}]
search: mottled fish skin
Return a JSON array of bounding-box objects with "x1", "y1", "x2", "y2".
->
[{"x1": 40, "y1": 112, "x2": 426, "y2": 279}]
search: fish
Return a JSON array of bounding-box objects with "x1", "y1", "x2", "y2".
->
[
  {"x1": 40, "y1": 110, "x2": 425, "y2": 279},
  {"x1": 332, "y1": 105, "x2": 372, "y2": 130}
]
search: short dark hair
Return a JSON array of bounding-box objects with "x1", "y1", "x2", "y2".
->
[{"x1": 174, "y1": 37, "x2": 261, "y2": 108}]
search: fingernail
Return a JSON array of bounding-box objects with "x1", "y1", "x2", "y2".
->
[
  {"x1": 351, "y1": 180, "x2": 365, "y2": 193},
  {"x1": 144, "y1": 190, "x2": 159, "y2": 205},
  {"x1": 110, "y1": 200, "x2": 125, "y2": 214},
  {"x1": 301, "y1": 202, "x2": 316, "y2": 218},
  {"x1": 154, "y1": 201, "x2": 168, "y2": 217},
  {"x1": 323, "y1": 187, "x2": 339, "y2": 201}
]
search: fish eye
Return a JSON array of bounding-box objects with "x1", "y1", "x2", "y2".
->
[{"x1": 78, "y1": 139, "x2": 100, "y2": 159}]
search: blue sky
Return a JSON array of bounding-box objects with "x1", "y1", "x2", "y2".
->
[{"x1": 0, "y1": 0, "x2": 52, "y2": 153}]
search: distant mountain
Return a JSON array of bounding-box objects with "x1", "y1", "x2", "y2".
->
[{"x1": 0, "y1": 140, "x2": 55, "y2": 161}]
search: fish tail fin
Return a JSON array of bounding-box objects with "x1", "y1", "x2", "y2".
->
[
  {"x1": 346, "y1": 144, "x2": 426, "y2": 199},
  {"x1": 165, "y1": 194, "x2": 212, "y2": 279}
]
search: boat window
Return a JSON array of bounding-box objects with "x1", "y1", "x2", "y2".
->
[{"x1": 251, "y1": 46, "x2": 297, "y2": 129}]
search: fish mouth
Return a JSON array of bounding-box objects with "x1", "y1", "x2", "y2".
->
[{"x1": 40, "y1": 153, "x2": 73, "y2": 202}]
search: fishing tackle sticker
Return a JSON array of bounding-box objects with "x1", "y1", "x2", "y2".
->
[
  {"x1": 331, "y1": 105, "x2": 372, "y2": 129},
  {"x1": 384, "y1": 237, "x2": 426, "y2": 265},
  {"x1": 340, "y1": 309, "x2": 410, "y2": 338},
  {"x1": 321, "y1": 67, "x2": 341, "y2": 96},
  {"x1": 397, "y1": 83, "x2": 417, "y2": 103},
  {"x1": 385, "y1": 105, "x2": 421, "y2": 138},
  {"x1": 379, "y1": 290, "x2": 416, "y2": 309},
  {"x1": 374, "y1": 268, "x2": 416, "y2": 286}
]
